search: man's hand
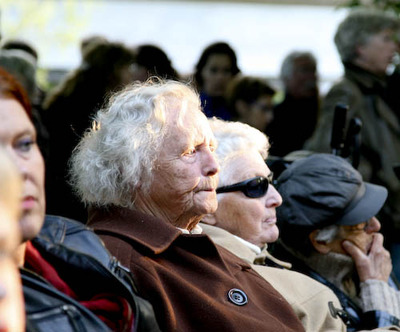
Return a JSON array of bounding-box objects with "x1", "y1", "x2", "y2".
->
[{"x1": 342, "y1": 233, "x2": 392, "y2": 282}]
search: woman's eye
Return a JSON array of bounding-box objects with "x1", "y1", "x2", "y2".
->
[
  {"x1": 16, "y1": 138, "x2": 34, "y2": 153},
  {"x1": 185, "y1": 148, "x2": 196, "y2": 156}
]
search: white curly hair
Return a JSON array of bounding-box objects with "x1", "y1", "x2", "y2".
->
[
  {"x1": 208, "y1": 117, "x2": 270, "y2": 187},
  {"x1": 70, "y1": 78, "x2": 202, "y2": 208}
]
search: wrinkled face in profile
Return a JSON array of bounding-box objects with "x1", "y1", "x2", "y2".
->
[
  {"x1": 357, "y1": 29, "x2": 398, "y2": 76},
  {"x1": 147, "y1": 101, "x2": 219, "y2": 229},
  {"x1": 213, "y1": 151, "x2": 282, "y2": 248},
  {"x1": 201, "y1": 54, "x2": 234, "y2": 97},
  {"x1": 325, "y1": 217, "x2": 381, "y2": 255},
  {"x1": 0, "y1": 98, "x2": 45, "y2": 241}
]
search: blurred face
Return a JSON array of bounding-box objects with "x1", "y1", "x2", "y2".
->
[
  {"x1": 325, "y1": 217, "x2": 381, "y2": 255},
  {"x1": 238, "y1": 95, "x2": 274, "y2": 131},
  {"x1": 130, "y1": 63, "x2": 148, "y2": 83},
  {"x1": 285, "y1": 57, "x2": 318, "y2": 98},
  {"x1": 117, "y1": 64, "x2": 135, "y2": 86},
  {"x1": 147, "y1": 103, "x2": 219, "y2": 229},
  {"x1": 201, "y1": 54, "x2": 234, "y2": 97},
  {"x1": 214, "y1": 151, "x2": 282, "y2": 248},
  {"x1": 0, "y1": 99, "x2": 45, "y2": 241},
  {"x1": 356, "y1": 29, "x2": 399, "y2": 75}
]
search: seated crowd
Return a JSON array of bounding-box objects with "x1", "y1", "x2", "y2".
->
[{"x1": 0, "y1": 7, "x2": 400, "y2": 332}]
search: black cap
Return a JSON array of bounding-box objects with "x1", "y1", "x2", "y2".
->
[{"x1": 276, "y1": 153, "x2": 387, "y2": 230}]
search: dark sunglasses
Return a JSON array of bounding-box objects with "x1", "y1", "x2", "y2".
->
[{"x1": 216, "y1": 174, "x2": 273, "y2": 198}]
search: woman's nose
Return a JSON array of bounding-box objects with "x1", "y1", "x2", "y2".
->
[
  {"x1": 265, "y1": 185, "x2": 282, "y2": 208},
  {"x1": 203, "y1": 148, "x2": 220, "y2": 176}
]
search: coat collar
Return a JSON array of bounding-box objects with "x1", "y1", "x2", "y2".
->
[
  {"x1": 88, "y1": 206, "x2": 190, "y2": 255},
  {"x1": 343, "y1": 62, "x2": 388, "y2": 91},
  {"x1": 200, "y1": 223, "x2": 291, "y2": 268}
]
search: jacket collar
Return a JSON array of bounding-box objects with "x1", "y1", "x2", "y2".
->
[
  {"x1": 88, "y1": 206, "x2": 185, "y2": 255},
  {"x1": 343, "y1": 62, "x2": 388, "y2": 91},
  {"x1": 201, "y1": 223, "x2": 291, "y2": 268}
]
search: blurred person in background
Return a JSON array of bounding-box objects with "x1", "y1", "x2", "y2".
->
[
  {"x1": 43, "y1": 39, "x2": 135, "y2": 221},
  {"x1": 193, "y1": 41, "x2": 240, "y2": 120},
  {"x1": 305, "y1": 9, "x2": 400, "y2": 275},
  {"x1": 266, "y1": 51, "x2": 319, "y2": 157},
  {"x1": 130, "y1": 44, "x2": 179, "y2": 82},
  {"x1": 225, "y1": 75, "x2": 275, "y2": 132}
]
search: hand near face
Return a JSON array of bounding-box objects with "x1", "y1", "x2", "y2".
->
[{"x1": 342, "y1": 233, "x2": 392, "y2": 282}]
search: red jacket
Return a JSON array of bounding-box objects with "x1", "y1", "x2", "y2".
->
[{"x1": 88, "y1": 207, "x2": 304, "y2": 332}]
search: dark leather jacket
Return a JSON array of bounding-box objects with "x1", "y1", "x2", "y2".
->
[
  {"x1": 272, "y1": 242, "x2": 400, "y2": 331},
  {"x1": 22, "y1": 215, "x2": 161, "y2": 332}
]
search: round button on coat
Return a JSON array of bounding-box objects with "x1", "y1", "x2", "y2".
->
[{"x1": 227, "y1": 288, "x2": 248, "y2": 306}]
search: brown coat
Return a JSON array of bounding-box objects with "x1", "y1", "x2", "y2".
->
[{"x1": 87, "y1": 207, "x2": 304, "y2": 332}]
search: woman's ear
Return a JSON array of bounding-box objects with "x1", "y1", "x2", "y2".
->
[
  {"x1": 309, "y1": 229, "x2": 331, "y2": 254},
  {"x1": 202, "y1": 213, "x2": 217, "y2": 225}
]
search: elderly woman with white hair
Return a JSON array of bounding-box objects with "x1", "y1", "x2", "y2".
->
[
  {"x1": 202, "y1": 118, "x2": 400, "y2": 331},
  {"x1": 200, "y1": 118, "x2": 345, "y2": 331},
  {"x1": 70, "y1": 79, "x2": 305, "y2": 332}
]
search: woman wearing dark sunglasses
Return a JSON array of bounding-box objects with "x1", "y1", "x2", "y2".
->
[
  {"x1": 209, "y1": 128, "x2": 281, "y2": 247},
  {"x1": 202, "y1": 118, "x2": 346, "y2": 332}
]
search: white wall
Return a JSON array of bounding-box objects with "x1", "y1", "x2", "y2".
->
[{"x1": 3, "y1": 1, "x2": 350, "y2": 88}]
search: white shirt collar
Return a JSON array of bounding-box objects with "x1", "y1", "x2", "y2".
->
[
  {"x1": 177, "y1": 224, "x2": 203, "y2": 235},
  {"x1": 233, "y1": 235, "x2": 262, "y2": 255}
]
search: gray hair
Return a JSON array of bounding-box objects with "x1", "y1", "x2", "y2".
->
[
  {"x1": 0, "y1": 49, "x2": 37, "y2": 101},
  {"x1": 208, "y1": 117, "x2": 270, "y2": 187},
  {"x1": 280, "y1": 51, "x2": 317, "y2": 82},
  {"x1": 70, "y1": 79, "x2": 201, "y2": 208},
  {"x1": 313, "y1": 224, "x2": 340, "y2": 243},
  {"x1": 335, "y1": 8, "x2": 400, "y2": 63}
]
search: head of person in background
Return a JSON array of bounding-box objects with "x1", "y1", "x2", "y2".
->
[
  {"x1": 0, "y1": 49, "x2": 37, "y2": 103},
  {"x1": 335, "y1": 8, "x2": 399, "y2": 77},
  {"x1": 80, "y1": 34, "x2": 109, "y2": 58},
  {"x1": 280, "y1": 51, "x2": 318, "y2": 99},
  {"x1": 0, "y1": 146, "x2": 25, "y2": 332},
  {"x1": 1, "y1": 39, "x2": 38, "y2": 66},
  {"x1": 79, "y1": 39, "x2": 135, "y2": 92},
  {"x1": 225, "y1": 75, "x2": 275, "y2": 132},
  {"x1": 194, "y1": 41, "x2": 240, "y2": 98},
  {"x1": 44, "y1": 39, "x2": 135, "y2": 143},
  {"x1": 203, "y1": 118, "x2": 282, "y2": 248},
  {"x1": 273, "y1": 153, "x2": 397, "y2": 330},
  {"x1": 130, "y1": 44, "x2": 179, "y2": 82}
]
